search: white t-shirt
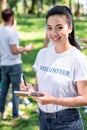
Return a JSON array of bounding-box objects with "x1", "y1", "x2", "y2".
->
[
  {"x1": 0, "y1": 26, "x2": 22, "y2": 65},
  {"x1": 33, "y1": 46, "x2": 87, "y2": 113}
]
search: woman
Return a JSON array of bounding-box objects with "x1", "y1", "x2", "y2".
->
[{"x1": 20, "y1": 5, "x2": 87, "y2": 130}]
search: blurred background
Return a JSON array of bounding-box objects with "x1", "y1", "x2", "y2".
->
[{"x1": 0, "y1": 0, "x2": 87, "y2": 21}]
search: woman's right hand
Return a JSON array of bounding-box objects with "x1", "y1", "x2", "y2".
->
[{"x1": 20, "y1": 82, "x2": 33, "y2": 91}]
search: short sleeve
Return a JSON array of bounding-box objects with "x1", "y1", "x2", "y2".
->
[
  {"x1": 74, "y1": 57, "x2": 87, "y2": 81},
  {"x1": 8, "y1": 29, "x2": 20, "y2": 45},
  {"x1": 33, "y1": 50, "x2": 41, "y2": 72}
]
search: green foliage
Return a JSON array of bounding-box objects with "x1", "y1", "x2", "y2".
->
[
  {"x1": 0, "y1": 103, "x2": 39, "y2": 130},
  {"x1": 44, "y1": 0, "x2": 66, "y2": 6},
  {"x1": 74, "y1": 18, "x2": 87, "y2": 38},
  {"x1": 15, "y1": 15, "x2": 46, "y2": 83},
  {"x1": 8, "y1": 0, "x2": 20, "y2": 9}
]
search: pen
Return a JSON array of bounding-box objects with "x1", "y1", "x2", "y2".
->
[{"x1": 21, "y1": 74, "x2": 27, "y2": 86}]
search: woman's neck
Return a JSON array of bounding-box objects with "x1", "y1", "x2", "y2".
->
[{"x1": 55, "y1": 42, "x2": 72, "y2": 53}]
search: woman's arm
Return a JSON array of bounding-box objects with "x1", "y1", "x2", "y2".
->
[
  {"x1": 51, "y1": 80, "x2": 87, "y2": 107},
  {"x1": 32, "y1": 73, "x2": 38, "y2": 91},
  {"x1": 31, "y1": 80, "x2": 87, "y2": 107}
]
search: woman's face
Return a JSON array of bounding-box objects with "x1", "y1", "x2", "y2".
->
[{"x1": 46, "y1": 15, "x2": 72, "y2": 46}]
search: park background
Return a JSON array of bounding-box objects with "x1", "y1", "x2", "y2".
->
[{"x1": 0, "y1": 0, "x2": 87, "y2": 130}]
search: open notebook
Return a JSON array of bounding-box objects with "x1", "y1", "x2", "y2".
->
[{"x1": 14, "y1": 91, "x2": 43, "y2": 97}]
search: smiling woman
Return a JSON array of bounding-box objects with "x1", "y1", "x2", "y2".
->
[{"x1": 20, "y1": 5, "x2": 87, "y2": 130}]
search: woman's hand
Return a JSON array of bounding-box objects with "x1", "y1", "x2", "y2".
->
[
  {"x1": 20, "y1": 82, "x2": 33, "y2": 92},
  {"x1": 31, "y1": 92, "x2": 55, "y2": 105}
]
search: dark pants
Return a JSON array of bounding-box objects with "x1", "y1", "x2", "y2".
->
[
  {"x1": 0, "y1": 64, "x2": 22, "y2": 118},
  {"x1": 39, "y1": 108, "x2": 84, "y2": 130},
  {"x1": 0, "y1": 67, "x2": 2, "y2": 95},
  {"x1": 0, "y1": 67, "x2": 1, "y2": 82}
]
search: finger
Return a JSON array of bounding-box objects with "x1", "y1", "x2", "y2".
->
[
  {"x1": 26, "y1": 84, "x2": 33, "y2": 91},
  {"x1": 20, "y1": 82, "x2": 27, "y2": 91}
]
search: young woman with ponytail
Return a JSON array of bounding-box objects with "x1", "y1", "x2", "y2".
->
[{"x1": 20, "y1": 5, "x2": 87, "y2": 130}]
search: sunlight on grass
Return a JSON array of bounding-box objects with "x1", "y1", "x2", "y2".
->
[
  {"x1": 75, "y1": 19, "x2": 87, "y2": 38},
  {"x1": 20, "y1": 32, "x2": 45, "y2": 41}
]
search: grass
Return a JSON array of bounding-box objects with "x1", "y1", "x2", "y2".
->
[
  {"x1": 0, "y1": 15, "x2": 87, "y2": 130},
  {"x1": 16, "y1": 15, "x2": 46, "y2": 83},
  {"x1": 0, "y1": 104, "x2": 39, "y2": 130}
]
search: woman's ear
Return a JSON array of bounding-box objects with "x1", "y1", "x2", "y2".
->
[{"x1": 69, "y1": 24, "x2": 73, "y2": 33}]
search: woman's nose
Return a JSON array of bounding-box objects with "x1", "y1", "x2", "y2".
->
[{"x1": 51, "y1": 29, "x2": 60, "y2": 36}]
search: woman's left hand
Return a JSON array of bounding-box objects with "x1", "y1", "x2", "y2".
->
[{"x1": 31, "y1": 92, "x2": 55, "y2": 105}]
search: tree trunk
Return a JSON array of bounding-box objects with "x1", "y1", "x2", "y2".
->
[
  {"x1": 0, "y1": 1, "x2": 2, "y2": 22},
  {"x1": 30, "y1": 0, "x2": 36, "y2": 14},
  {"x1": 1, "y1": 0, "x2": 7, "y2": 10},
  {"x1": 0, "y1": 0, "x2": 7, "y2": 23},
  {"x1": 52, "y1": 0, "x2": 56, "y2": 5},
  {"x1": 37, "y1": 0, "x2": 43, "y2": 17},
  {"x1": 23, "y1": 0, "x2": 29, "y2": 15},
  {"x1": 40, "y1": 0, "x2": 43, "y2": 9},
  {"x1": 69, "y1": 0, "x2": 72, "y2": 11},
  {"x1": 75, "y1": 0, "x2": 80, "y2": 17}
]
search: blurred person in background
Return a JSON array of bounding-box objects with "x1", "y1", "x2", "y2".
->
[{"x1": 0, "y1": 8, "x2": 33, "y2": 120}]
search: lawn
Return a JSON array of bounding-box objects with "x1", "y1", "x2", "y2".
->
[{"x1": 0, "y1": 15, "x2": 87, "y2": 130}]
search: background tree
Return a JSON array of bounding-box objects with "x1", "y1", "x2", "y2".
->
[
  {"x1": 8, "y1": 0, "x2": 19, "y2": 9},
  {"x1": 74, "y1": 0, "x2": 80, "y2": 17},
  {"x1": 0, "y1": 0, "x2": 7, "y2": 22},
  {"x1": 1, "y1": 0, "x2": 86, "y2": 21},
  {"x1": 36, "y1": 0, "x2": 43, "y2": 17},
  {"x1": 69, "y1": 0, "x2": 72, "y2": 10},
  {"x1": 29, "y1": 0, "x2": 37, "y2": 13},
  {"x1": 23, "y1": 0, "x2": 29, "y2": 15}
]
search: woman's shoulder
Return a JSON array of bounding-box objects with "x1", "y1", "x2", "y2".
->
[
  {"x1": 72, "y1": 47, "x2": 87, "y2": 61},
  {"x1": 38, "y1": 46, "x2": 53, "y2": 55},
  {"x1": 73, "y1": 47, "x2": 86, "y2": 56}
]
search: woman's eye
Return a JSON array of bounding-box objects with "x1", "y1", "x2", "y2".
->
[
  {"x1": 58, "y1": 27, "x2": 63, "y2": 29},
  {"x1": 55, "y1": 26, "x2": 63, "y2": 32},
  {"x1": 47, "y1": 27, "x2": 52, "y2": 30}
]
